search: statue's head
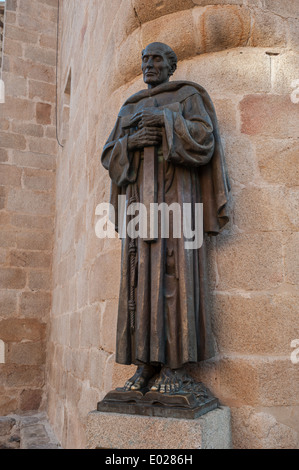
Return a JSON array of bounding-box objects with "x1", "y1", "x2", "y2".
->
[{"x1": 141, "y1": 42, "x2": 177, "y2": 88}]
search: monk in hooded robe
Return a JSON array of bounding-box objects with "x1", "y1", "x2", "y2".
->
[{"x1": 101, "y1": 43, "x2": 230, "y2": 393}]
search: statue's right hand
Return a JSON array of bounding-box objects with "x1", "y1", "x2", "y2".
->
[{"x1": 127, "y1": 127, "x2": 162, "y2": 151}]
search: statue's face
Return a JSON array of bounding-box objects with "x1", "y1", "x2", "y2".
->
[{"x1": 142, "y1": 45, "x2": 171, "y2": 88}]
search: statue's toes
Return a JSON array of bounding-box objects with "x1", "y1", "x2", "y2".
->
[{"x1": 124, "y1": 380, "x2": 133, "y2": 390}]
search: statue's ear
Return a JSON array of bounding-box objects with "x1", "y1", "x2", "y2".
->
[{"x1": 169, "y1": 64, "x2": 177, "y2": 77}]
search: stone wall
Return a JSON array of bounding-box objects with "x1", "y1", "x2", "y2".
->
[
  {"x1": 34, "y1": 0, "x2": 299, "y2": 449},
  {"x1": 0, "y1": 0, "x2": 57, "y2": 414}
]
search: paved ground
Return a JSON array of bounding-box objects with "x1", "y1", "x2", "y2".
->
[{"x1": 0, "y1": 412, "x2": 61, "y2": 449}]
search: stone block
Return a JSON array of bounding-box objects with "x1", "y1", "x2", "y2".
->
[
  {"x1": 285, "y1": 232, "x2": 299, "y2": 285},
  {"x1": 39, "y1": 34, "x2": 57, "y2": 49},
  {"x1": 20, "y1": 291, "x2": 51, "y2": 319},
  {"x1": 271, "y1": 52, "x2": 299, "y2": 95},
  {"x1": 0, "y1": 319, "x2": 46, "y2": 342},
  {"x1": 0, "y1": 268, "x2": 26, "y2": 289},
  {"x1": 0, "y1": 290, "x2": 18, "y2": 317},
  {"x1": 7, "y1": 341, "x2": 46, "y2": 365},
  {"x1": 217, "y1": 233, "x2": 283, "y2": 291},
  {"x1": 12, "y1": 122, "x2": 44, "y2": 138},
  {"x1": 16, "y1": 230, "x2": 53, "y2": 251},
  {"x1": 0, "y1": 132, "x2": 26, "y2": 151},
  {"x1": 0, "y1": 149, "x2": 9, "y2": 163},
  {"x1": 11, "y1": 213, "x2": 54, "y2": 231},
  {"x1": 175, "y1": 49, "x2": 271, "y2": 95},
  {"x1": 86, "y1": 407, "x2": 232, "y2": 449},
  {"x1": 287, "y1": 18, "x2": 299, "y2": 51},
  {"x1": 192, "y1": 0, "x2": 242, "y2": 4},
  {"x1": 29, "y1": 80, "x2": 56, "y2": 102},
  {"x1": 141, "y1": 9, "x2": 197, "y2": 62},
  {"x1": 240, "y1": 94, "x2": 298, "y2": 138},
  {"x1": 100, "y1": 300, "x2": 118, "y2": 354},
  {"x1": 28, "y1": 136, "x2": 57, "y2": 156},
  {"x1": 250, "y1": 9, "x2": 287, "y2": 47},
  {"x1": 0, "y1": 417, "x2": 17, "y2": 436},
  {"x1": 11, "y1": 150, "x2": 56, "y2": 171},
  {"x1": 0, "y1": 364, "x2": 45, "y2": 388},
  {"x1": 263, "y1": 0, "x2": 299, "y2": 19},
  {"x1": 5, "y1": 56, "x2": 55, "y2": 84},
  {"x1": 132, "y1": 0, "x2": 194, "y2": 24},
  {"x1": 7, "y1": 188, "x2": 54, "y2": 216},
  {"x1": 0, "y1": 96, "x2": 35, "y2": 121},
  {"x1": 2, "y1": 73, "x2": 26, "y2": 97},
  {"x1": 89, "y1": 250, "x2": 121, "y2": 303},
  {"x1": 5, "y1": 25, "x2": 39, "y2": 45},
  {"x1": 254, "y1": 138, "x2": 299, "y2": 187},
  {"x1": 212, "y1": 292, "x2": 299, "y2": 355},
  {"x1": 0, "y1": 230, "x2": 16, "y2": 248},
  {"x1": 24, "y1": 45, "x2": 56, "y2": 67},
  {"x1": 233, "y1": 186, "x2": 298, "y2": 232},
  {"x1": 89, "y1": 349, "x2": 107, "y2": 390},
  {"x1": 10, "y1": 250, "x2": 51, "y2": 269},
  {"x1": 194, "y1": 5, "x2": 251, "y2": 54},
  {"x1": 222, "y1": 134, "x2": 256, "y2": 186},
  {"x1": 231, "y1": 407, "x2": 298, "y2": 449},
  {"x1": 0, "y1": 164, "x2": 22, "y2": 187},
  {"x1": 0, "y1": 389, "x2": 19, "y2": 415},
  {"x1": 36, "y1": 102, "x2": 52, "y2": 124},
  {"x1": 28, "y1": 270, "x2": 52, "y2": 291},
  {"x1": 80, "y1": 304, "x2": 101, "y2": 349},
  {"x1": 20, "y1": 389, "x2": 43, "y2": 412}
]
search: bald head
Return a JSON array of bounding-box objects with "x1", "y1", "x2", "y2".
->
[{"x1": 141, "y1": 43, "x2": 177, "y2": 89}]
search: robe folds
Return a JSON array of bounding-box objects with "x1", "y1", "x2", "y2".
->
[{"x1": 101, "y1": 80, "x2": 230, "y2": 369}]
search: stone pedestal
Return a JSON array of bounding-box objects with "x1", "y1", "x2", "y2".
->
[{"x1": 86, "y1": 406, "x2": 231, "y2": 449}]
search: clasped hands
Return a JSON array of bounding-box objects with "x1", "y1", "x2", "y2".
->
[{"x1": 127, "y1": 107, "x2": 164, "y2": 151}]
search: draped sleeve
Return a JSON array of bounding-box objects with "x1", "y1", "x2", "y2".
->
[
  {"x1": 101, "y1": 117, "x2": 138, "y2": 187},
  {"x1": 163, "y1": 93, "x2": 215, "y2": 167}
]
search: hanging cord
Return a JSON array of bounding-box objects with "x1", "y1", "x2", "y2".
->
[
  {"x1": 0, "y1": 2, "x2": 7, "y2": 80},
  {"x1": 128, "y1": 184, "x2": 139, "y2": 332},
  {"x1": 55, "y1": 0, "x2": 64, "y2": 148}
]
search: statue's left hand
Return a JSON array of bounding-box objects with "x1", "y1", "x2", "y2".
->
[{"x1": 128, "y1": 107, "x2": 164, "y2": 129}]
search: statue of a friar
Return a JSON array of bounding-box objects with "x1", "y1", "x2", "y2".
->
[{"x1": 100, "y1": 42, "x2": 230, "y2": 406}]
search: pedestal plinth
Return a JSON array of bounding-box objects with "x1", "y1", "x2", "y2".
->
[{"x1": 86, "y1": 406, "x2": 231, "y2": 449}]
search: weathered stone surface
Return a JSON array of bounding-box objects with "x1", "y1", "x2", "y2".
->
[
  {"x1": 263, "y1": 0, "x2": 299, "y2": 19},
  {"x1": 10, "y1": 250, "x2": 51, "y2": 269},
  {"x1": 175, "y1": 49, "x2": 271, "y2": 95},
  {"x1": 0, "y1": 416, "x2": 17, "y2": 436},
  {"x1": 217, "y1": 233, "x2": 283, "y2": 291},
  {"x1": 233, "y1": 186, "x2": 299, "y2": 232},
  {"x1": 20, "y1": 389, "x2": 43, "y2": 411},
  {"x1": 285, "y1": 233, "x2": 299, "y2": 285},
  {"x1": 271, "y1": 52, "x2": 299, "y2": 95},
  {"x1": 132, "y1": 0, "x2": 194, "y2": 24},
  {"x1": 0, "y1": 319, "x2": 46, "y2": 342},
  {"x1": 194, "y1": 5, "x2": 251, "y2": 53},
  {"x1": 254, "y1": 138, "x2": 299, "y2": 187},
  {"x1": 231, "y1": 407, "x2": 298, "y2": 449},
  {"x1": 7, "y1": 341, "x2": 46, "y2": 365},
  {"x1": 141, "y1": 9, "x2": 197, "y2": 62},
  {"x1": 250, "y1": 9, "x2": 287, "y2": 47},
  {"x1": 0, "y1": 290, "x2": 18, "y2": 317},
  {"x1": 36, "y1": 102, "x2": 52, "y2": 124},
  {"x1": 0, "y1": 268, "x2": 26, "y2": 289},
  {"x1": 240, "y1": 94, "x2": 298, "y2": 138},
  {"x1": 7, "y1": 188, "x2": 54, "y2": 215},
  {"x1": 20, "y1": 291, "x2": 51, "y2": 319},
  {"x1": 212, "y1": 292, "x2": 299, "y2": 355},
  {"x1": 87, "y1": 407, "x2": 232, "y2": 449}
]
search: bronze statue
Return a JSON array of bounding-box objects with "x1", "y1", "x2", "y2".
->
[{"x1": 99, "y1": 42, "x2": 230, "y2": 417}]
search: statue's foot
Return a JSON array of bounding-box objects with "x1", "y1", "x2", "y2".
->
[
  {"x1": 150, "y1": 366, "x2": 183, "y2": 394},
  {"x1": 124, "y1": 365, "x2": 157, "y2": 391}
]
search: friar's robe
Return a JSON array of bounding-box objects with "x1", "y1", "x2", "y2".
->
[{"x1": 101, "y1": 81, "x2": 230, "y2": 369}]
